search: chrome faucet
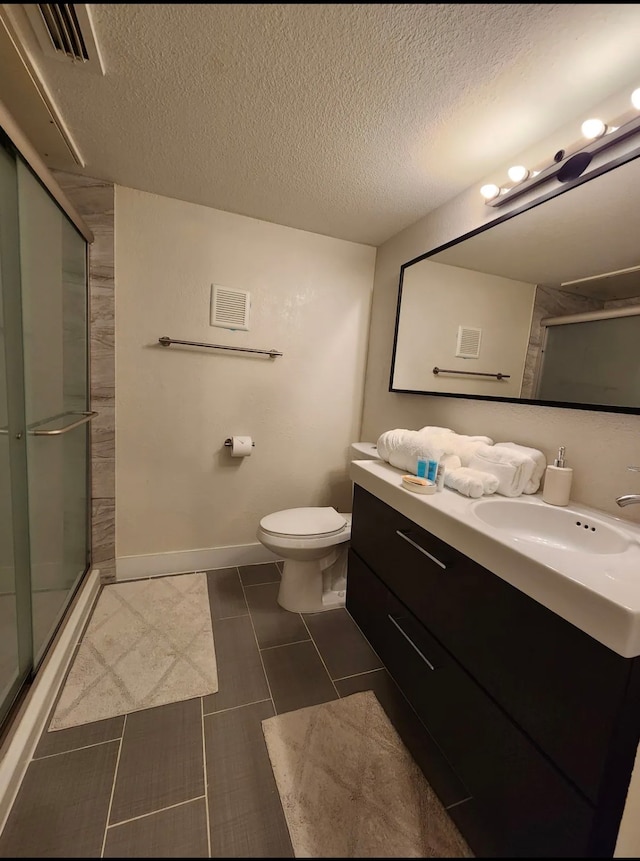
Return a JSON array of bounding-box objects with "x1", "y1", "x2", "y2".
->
[
  {"x1": 617, "y1": 494, "x2": 640, "y2": 507},
  {"x1": 616, "y1": 466, "x2": 640, "y2": 507}
]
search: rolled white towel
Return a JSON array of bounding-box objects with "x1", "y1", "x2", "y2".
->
[
  {"x1": 417, "y1": 426, "x2": 454, "y2": 436},
  {"x1": 417, "y1": 428, "x2": 494, "y2": 466},
  {"x1": 468, "y1": 443, "x2": 536, "y2": 498},
  {"x1": 376, "y1": 429, "x2": 410, "y2": 464},
  {"x1": 494, "y1": 442, "x2": 546, "y2": 494},
  {"x1": 444, "y1": 467, "x2": 499, "y2": 498},
  {"x1": 451, "y1": 437, "x2": 494, "y2": 466},
  {"x1": 441, "y1": 453, "x2": 462, "y2": 471},
  {"x1": 376, "y1": 429, "x2": 446, "y2": 475}
]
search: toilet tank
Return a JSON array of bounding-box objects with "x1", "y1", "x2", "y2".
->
[{"x1": 350, "y1": 442, "x2": 379, "y2": 460}]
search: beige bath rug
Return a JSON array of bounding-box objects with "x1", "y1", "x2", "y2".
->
[
  {"x1": 49, "y1": 572, "x2": 218, "y2": 730},
  {"x1": 262, "y1": 690, "x2": 473, "y2": 858}
]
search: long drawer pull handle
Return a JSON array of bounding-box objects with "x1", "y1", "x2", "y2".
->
[
  {"x1": 396, "y1": 530, "x2": 447, "y2": 569},
  {"x1": 388, "y1": 615, "x2": 436, "y2": 671}
]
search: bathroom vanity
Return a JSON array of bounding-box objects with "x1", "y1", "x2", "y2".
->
[{"x1": 346, "y1": 459, "x2": 640, "y2": 858}]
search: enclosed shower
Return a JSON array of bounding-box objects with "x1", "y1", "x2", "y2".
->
[{"x1": 0, "y1": 129, "x2": 93, "y2": 728}]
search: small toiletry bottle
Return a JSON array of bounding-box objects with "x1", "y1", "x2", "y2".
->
[
  {"x1": 542, "y1": 446, "x2": 573, "y2": 506},
  {"x1": 427, "y1": 458, "x2": 438, "y2": 483},
  {"x1": 435, "y1": 461, "x2": 445, "y2": 491},
  {"x1": 416, "y1": 457, "x2": 428, "y2": 479}
]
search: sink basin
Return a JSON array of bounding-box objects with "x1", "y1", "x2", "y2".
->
[{"x1": 471, "y1": 498, "x2": 632, "y2": 555}]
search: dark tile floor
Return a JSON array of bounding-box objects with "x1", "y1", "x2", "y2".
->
[{"x1": 0, "y1": 561, "x2": 433, "y2": 858}]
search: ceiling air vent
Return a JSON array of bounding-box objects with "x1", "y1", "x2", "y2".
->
[
  {"x1": 24, "y1": 4, "x2": 105, "y2": 73},
  {"x1": 455, "y1": 326, "x2": 482, "y2": 359},
  {"x1": 210, "y1": 285, "x2": 251, "y2": 331}
]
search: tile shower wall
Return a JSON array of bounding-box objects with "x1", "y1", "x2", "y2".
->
[{"x1": 52, "y1": 171, "x2": 115, "y2": 583}]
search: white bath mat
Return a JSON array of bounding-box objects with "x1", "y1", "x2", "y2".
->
[
  {"x1": 49, "y1": 572, "x2": 218, "y2": 730},
  {"x1": 262, "y1": 690, "x2": 473, "y2": 858}
]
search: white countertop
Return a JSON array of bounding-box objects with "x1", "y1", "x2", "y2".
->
[{"x1": 350, "y1": 458, "x2": 640, "y2": 658}]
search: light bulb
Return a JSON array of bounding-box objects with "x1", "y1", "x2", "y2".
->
[
  {"x1": 581, "y1": 118, "x2": 606, "y2": 140},
  {"x1": 507, "y1": 165, "x2": 529, "y2": 183},
  {"x1": 480, "y1": 183, "x2": 501, "y2": 201},
  {"x1": 632, "y1": 88, "x2": 640, "y2": 110}
]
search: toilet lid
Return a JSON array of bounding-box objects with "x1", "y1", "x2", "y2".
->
[{"x1": 260, "y1": 507, "x2": 348, "y2": 538}]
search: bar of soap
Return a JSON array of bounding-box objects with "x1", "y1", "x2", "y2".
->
[{"x1": 401, "y1": 475, "x2": 437, "y2": 494}]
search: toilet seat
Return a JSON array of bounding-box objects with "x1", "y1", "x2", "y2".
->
[{"x1": 259, "y1": 506, "x2": 348, "y2": 539}]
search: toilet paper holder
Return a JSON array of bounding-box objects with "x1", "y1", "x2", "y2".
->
[{"x1": 224, "y1": 438, "x2": 255, "y2": 448}]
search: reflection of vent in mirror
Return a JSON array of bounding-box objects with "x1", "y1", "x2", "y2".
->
[
  {"x1": 456, "y1": 326, "x2": 482, "y2": 358},
  {"x1": 210, "y1": 285, "x2": 250, "y2": 331}
]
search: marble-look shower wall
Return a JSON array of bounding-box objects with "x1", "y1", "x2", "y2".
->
[{"x1": 52, "y1": 171, "x2": 115, "y2": 583}]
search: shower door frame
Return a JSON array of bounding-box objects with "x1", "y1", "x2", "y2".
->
[{"x1": 0, "y1": 113, "x2": 94, "y2": 725}]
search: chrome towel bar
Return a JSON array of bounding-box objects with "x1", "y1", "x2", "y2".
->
[
  {"x1": 30, "y1": 411, "x2": 98, "y2": 436},
  {"x1": 159, "y1": 336, "x2": 282, "y2": 358},
  {"x1": 1, "y1": 411, "x2": 98, "y2": 437},
  {"x1": 433, "y1": 366, "x2": 510, "y2": 380}
]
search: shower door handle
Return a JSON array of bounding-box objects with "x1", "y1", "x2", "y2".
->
[{"x1": 29, "y1": 411, "x2": 98, "y2": 436}]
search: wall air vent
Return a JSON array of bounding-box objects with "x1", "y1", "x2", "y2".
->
[
  {"x1": 210, "y1": 285, "x2": 251, "y2": 331},
  {"x1": 24, "y1": 4, "x2": 105, "y2": 73},
  {"x1": 455, "y1": 326, "x2": 482, "y2": 359}
]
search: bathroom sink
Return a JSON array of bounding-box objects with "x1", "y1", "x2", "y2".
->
[{"x1": 471, "y1": 497, "x2": 632, "y2": 555}]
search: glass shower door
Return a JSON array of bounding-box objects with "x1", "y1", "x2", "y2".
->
[
  {"x1": 0, "y1": 143, "x2": 32, "y2": 722},
  {"x1": 17, "y1": 160, "x2": 91, "y2": 667}
]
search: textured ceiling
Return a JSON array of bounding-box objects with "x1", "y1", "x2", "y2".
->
[{"x1": 4, "y1": 3, "x2": 640, "y2": 245}]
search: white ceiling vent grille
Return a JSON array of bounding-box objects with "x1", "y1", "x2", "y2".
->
[
  {"x1": 24, "y1": 4, "x2": 105, "y2": 73},
  {"x1": 455, "y1": 325, "x2": 482, "y2": 359},
  {"x1": 210, "y1": 285, "x2": 251, "y2": 331}
]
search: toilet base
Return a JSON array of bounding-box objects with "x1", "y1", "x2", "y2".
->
[{"x1": 277, "y1": 551, "x2": 347, "y2": 614}]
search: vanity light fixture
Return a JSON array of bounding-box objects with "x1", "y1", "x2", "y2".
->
[
  {"x1": 481, "y1": 86, "x2": 640, "y2": 207},
  {"x1": 581, "y1": 118, "x2": 607, "y2": 139},
  {"x1": 507, "y1": 165, "x2": 529, "y2": 183},
  {"x1": 480, "y1": 183, "x2": 501, "y2": 200}
]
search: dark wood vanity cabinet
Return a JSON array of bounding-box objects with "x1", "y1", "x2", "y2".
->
[{"x1": 346, "y1": 484, "x2": 640, "y2": 857}]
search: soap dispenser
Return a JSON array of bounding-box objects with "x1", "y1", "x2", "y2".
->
[{"x1": 542, "y1": 446, "x2": 573, "y2": 506}]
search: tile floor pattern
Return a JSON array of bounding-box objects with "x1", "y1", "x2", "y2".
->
[{"x1": 0, "y1": 562, "x2": 458, "y2": 858}]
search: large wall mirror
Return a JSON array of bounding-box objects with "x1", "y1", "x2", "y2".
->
[{"x1": 390, "y1": 152, "x2": 640, "y2": 413}]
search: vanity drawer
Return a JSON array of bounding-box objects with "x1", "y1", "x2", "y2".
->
[
  {"x1": 346, "y1": 548, "x2": 595, "y2": 858},
  {"x1": 345, "y1": 549, "x2": 472, "y2": 810},
  {"x1": 350, "y1": 484, "x2": 639, "y2": 812},
  {"x1": 350, "y1": 484, "x2": 465, "y2": 617}
]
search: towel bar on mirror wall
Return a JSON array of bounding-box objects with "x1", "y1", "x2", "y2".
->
[
  {"x1": 432, "y1": 367, "x2": 511, "y2": 380},
  {"x1": 158, "y1": 336, "x2": 283, "y2": 358}
]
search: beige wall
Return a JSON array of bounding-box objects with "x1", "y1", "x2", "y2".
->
[
  {"x1": 115, "y1": 187, "x2": 375, "y2": 558},
  {"x1": 361, "y1": 174, "x2": 640, "y2": 523},
  {"x1": 393, "y1": 259, "x2": 535, "y2": 397}
]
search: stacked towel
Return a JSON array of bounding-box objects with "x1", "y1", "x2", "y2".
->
[
  {"x1": 377, "y1": 427, "x2": 495, "y2": 474},
  {"x1": 376, "y1": 429, "x2": 457, "y2": 475},
  {"x1": 444, "y1": 467, "x2": 499, "y2": 498},
  {"x1": 418, "y1": 427, "x2": 494, "y2": 466},
  {"x1": 493, "y1": 442, "x2": 546, "y2": 494},
  {"x1": 468, "y1": 443, "x2": 541, "y2": 498}
]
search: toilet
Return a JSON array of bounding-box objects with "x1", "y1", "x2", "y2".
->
[{"x1": 256, "y1": 442, "x2": 379, "y2": 613}]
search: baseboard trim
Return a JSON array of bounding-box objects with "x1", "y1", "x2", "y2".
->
[
  {"x1": 116, "y1": 542, "x2": 279, "y2": 581},
  {"x1": 0, "y1": 567, "x2": 100, "y2": 835}
]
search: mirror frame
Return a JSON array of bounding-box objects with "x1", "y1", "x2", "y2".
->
[{"x1": 389, "y1": 149, "x2": 640, "y2": 415}]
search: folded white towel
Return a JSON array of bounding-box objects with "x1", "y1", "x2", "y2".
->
[
  {"x1": 493, "y1": 442, "x2": 546, "y2": 494},
  {"x1": 376, "y1": 429, "x2": 447, "y2": 475},
  {"x1": 417, "y1": 428, "x2": 494, "y2": 466},
  {"x1": 441, "y1": 453, "x2": 462, "y2": 471},
  {"x1": 468, "y1": 443, "x2": 536, "y2": 498},
  {"x1": 377, "y1": 427, "x2": 491, "y2": 475},
  {"x1": 417, "y1": 426, "x2": 454, "y2": 436},
  {"x1": 444, "y1": 467, "x2": 499, "y2": 498}
]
